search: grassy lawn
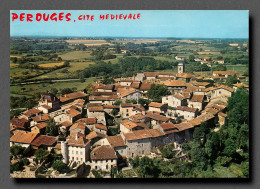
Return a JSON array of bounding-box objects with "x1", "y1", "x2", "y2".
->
[
  {"x1": 10, "y1": 67, "x2": 46, "y2": 79},
  {"x1": 226, "y1": 65, "x2": 248, "y2": 75}
]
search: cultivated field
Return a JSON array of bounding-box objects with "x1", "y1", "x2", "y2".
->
[
  {"x1": 66, "y1": 40, "x2": 114, "y2": 47},
  {"x1": 59, "y1": 51, "x2": 93, "y2": 60},
  {"x1": 38, "y1": 62, "x2": 64, "y2": 68}
]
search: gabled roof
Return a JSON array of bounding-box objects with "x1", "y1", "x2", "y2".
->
[
  {"x1": 35, "y1": 122, "x2": 48, "y2": 130},
  {"x1": 88, "y1": 106, "x2": 104, "y2": 112},
  {"x1": 174, "y1": 122, "x2": 194, "y2": 132},
  {"x1": 172, "y1": 94, "x2": 185, "y2": 101},
  {"x1": 31, "y1": 135, "x2": 57, "y2": 147},
  {"x1": 213, "y1": 71, "x2": 236, "y2": 76},
  {"x1": 67, "y1": 133, "x2": 90, "y2": 147},
  {"x1": 32, "y1": 113, "x2": 50, "y2": 122},
  {"x1": 95, "y1": 123, "x2": 107, "y2": 131},
  {"x1": 216, "y1": 85, "x2": 234, "y2": 92},
  {"x1": 148, "y1": 102, "x2": 164, "y2": 108},
  {"x1": 87, "y1": 131, "x2": 106, "y2": 140},
  {"x1": 60, "y1": 121, "x2": 73, "y2": 127},
  {"x1": 10, "y1": 117, "x2": 29, "y2": 130},
  {"x1": 107, "y1": 135, "x2": 126, "y2": 147},
  {"x1": 76, "y1": 118, "x2": 97, "y2": 125},
  {"x1": 39, "y1": 93, "x2": 59, "y2": 103},
  {"x1": 190, "y1": 95, "x2": 204, "y2": 102},
  {"x1": 91, "y1": 145, "x2": 117, "y2": 160},
  {"x1": 65, "y1": 109, "x2": 81, "y2": 118},
  {"x1": 145, "y1": 112, "x2": 170, "y2": 122},
  {"x1": 22, "y1": 108, "x2": 42, "y2": 118},
  {"x1": 176, "y1": 106, "x2": 197, "y2": 113},
  {"x1": 175, "y1": 73, "x2": 195, "y2": 79},
  {"x1": 69, "y1": 122, "x2": 86, "y2": 131},
  {"x1": 59, "y1": 91, "x2": 87, "y2": 103},
  {"x1": 163, "y1": 80, "x2": 186, "y2": 87},
  {"x1": 10, "y1": 131, "x2": 39, "y2": 144},
  {"x1": 140, "y1": 83, "x2": 152, "y2": 90},
  {"x1": 121, "y1": 103, "x2": 134, "y2": 108}
]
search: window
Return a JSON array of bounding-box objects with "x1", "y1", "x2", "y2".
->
[
  {"x1": 219, "y1": 91, "x2": 221, "y2": 94},
  {"x1": 72, "y1": 157, "x2": 74, "y2": 160},
  {"x1": 76, "y1": 157, "x2": 78, "y2": 160},
  {"x1": 95, "y1": 166, "x2": 97, "y2": 170},
  {"x1": 76, "y1": 151, "x2": 78, "y2": 155},
  {"x1": 72, "y1": 151, "x2": 74, "y2": 154},
  {"x1": 126, "y1": 109, "x2": 129, "y2": 112},
  {"x1": 142, "y1": 150, "x2": 144, "y2": 154},
  {"x1": 80, "y1": 152, "x2": 82, "y2": 155},
  {"x1": 106, "y1": 160, "x2": 108, "y2": 163},
  {"x1": 81, "y1": 158, "x2": 83, "y2": 161},
  {"x1": 106, "y1": 165, "x2": 108, "y2": 170}
]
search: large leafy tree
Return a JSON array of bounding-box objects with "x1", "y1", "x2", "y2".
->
[{"x1": 147, "y1": 84, "x2": 171, "y2": 102}]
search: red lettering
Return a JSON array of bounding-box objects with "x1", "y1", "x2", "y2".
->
[
  {"x1": 65, "y1": 13, "x2": 71, "y2": 21},
  {"x1": 27, "y1": 14, "x2": 33, "y2": 22},
  {"x1": 100, "y1": 15, "x2": 104, "y2": 20},
  {"x1": 137, "y1": 13, "x2": 141, "y2": 19},
  {"x1": 111, "y1": 15, "x2": 115, "y2": 20},
  {"x1": 12, "y1": 13, "x2": 18, "y2": 21},
  {"x1": 106, "y1": 14, "x2": 109, "y2": 19},
  {"x1": 36, "y1": 13, "x2": 42, "y2": 21},
  {"x1": 20, "y1": 13, "x2": 25, "y2": 21},
  {"x1": 78, "y1": 15, "x2": 83, "y2": 20},
  {"x1": 50, "y1": 13, "x2": 57, "y2": 21},
  {"x1": 42, "y1": 13, "x2": 49, "y2": 21},
  {"x1": 91, "y1": 15, "x2": 94, "y2": 21},
  {"x1": 59, "y1": 12, "x2": 64, "y2": 21},
  {"x1": 119, "y1": 14, "x2": 123, "y2": 19}
]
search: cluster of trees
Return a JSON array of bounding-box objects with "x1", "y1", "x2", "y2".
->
[
  {"x1": 10, "y1": 38, "x2": 68, "y2": 53},
  {"x1": 10, "y1": 96, "x2": 38, "y2": 110},
  {"x1": 91, "y1": 47, "x2": 117, "y2": 61},
  {"x1": 81, "y1": 57, "x2": 176, "y2": 79},
  {"x1": 211, "y1": 64, "x2": 227, "y2": 71}
]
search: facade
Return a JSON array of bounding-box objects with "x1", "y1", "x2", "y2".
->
[{"x1": 178, "y1": 62, "x2": 184, "y2": 73}]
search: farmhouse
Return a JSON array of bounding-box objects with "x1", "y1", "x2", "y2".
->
[
  {"x1": 148, "y1": 102, "x2": 168, "y2": 114},
  {"x1": 176, "y1": 106, "x2": 198, "y2": 120}
]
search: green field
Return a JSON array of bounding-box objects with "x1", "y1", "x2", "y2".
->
[
  {"x1": 10, "y1": 77, "x2": 97, "y2": 97},
  {"x1": 59, "y1": 51, "x2": 93, "y2": 60}
]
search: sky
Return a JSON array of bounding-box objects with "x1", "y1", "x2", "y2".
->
[{"x1": 10, "y1": 10, "x2": 249, "y2": 39}]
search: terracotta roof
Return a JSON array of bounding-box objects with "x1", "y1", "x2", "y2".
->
[
  {"x1": 118, "y1": 88, "x2": 139, "y2": 98},
  {"x1": 40, "y1": 104, "x2": 52, "y2": 110},
  {"x1": 32, "y1": 114, "x2": 50, "y2": 122},
  {"x1": 65, "y1": 109, "x2": 81, "y2": 118},
  {"x1": 87, "y1": 131, "x2": 106, "y2": 140},
  {"x1": 202, "y1": 108, "x2": 219, "y2": 115},
  {"x1": 10, "y1": 131, "x2": 38, "y2": 144},
  {"x1": 76, "y1": 118, "x2": 97, "y2": 125},
  {"x1": 107, "y1": 135, "x2": 126, "y2": 147},
  {"x1": 23, "y1": 108, "x2": 42, "y2": 118},
  {"x1": 10, "y1": 117, "x2": 29, "y2": 130},
  {"x1": 159, "y1": 122, "x2": 177, "y2": 131},
  {"x1": 144, "y1": 72, "x2": 158, "y2": 77},
  {"x1": 233, "y1": 83, "x2": 249, "y2": 88},
  {"x1": 96, "y1": 84, "x2": 114, "y2": 90},
  {"x1": 172, "y1": 94, "x2": 185, "y2": 101},
  {"x1": 148, "y1": 102, "x2": 164, "y2": 108},
  {"x1": 67, "y1": 133, "x2": 89, "y2": 147},
  {"x1": 92, "y1": 92, "x2": 117, "y2": 96},
  {"x1": 35, "y1": 122, "x2": 48, "y2": 130},
  {"x1": 148, "y1": 129, "x2": 165, "y2": 137},
  {"x1": 190, "y1": 81, "x2": 210, "y2": 87},
  {"x1": 60, "y1": 121, "x2": 73, "y2": 127},
  {"x1": 188, "y1": 118, "x2": 202, "y2": 127},
  {"x1": 121, "y1": 103, "x2": 134, "y2": 108},
  {"x1": 175, "y1": 73, "x2": 194, "y2": 78},
  {"x1": 218, "y1": 112, "x2": 227, "y2": 117},
  {"x1": 91, "y1": 145, "x2": 117, "y2": 160},
  {"x1": 89, "y1": 95, "x2": 119, "y2": 101},
  {"x1": 181, "y1": 92, "x2": 192, "y2": 99},
  {"x1": 174, "y1": 122, "x2": 194, "y2": 131},
  {"x1": 88, "y1": 106, "x2": 104, "y2": 112},
  {"x1": 134, "y1": 104, "x2": 145, "y2": 112},
  {"x1": 177, "y1": 106, "x2": 197, "y2": 113},
  {"x1": 31, "y1": 135, "x2": 57, "y2": 147},
  {"x1": 213, "y1": 71, "x2": 236, "y2": 76},
  {"x1": 124, "y1": 129, "x2": 152, "y2": 141},
  {"x1": 95, "y1": 123, "x2": 107, "y2": 131},
  {"x1": 103, "y1": 105, "x2": 120, "y2": 109},
  {"x1": 69, "y1": 122, "x2": 86, "y2": 131},
  {"x1": 130, "y1": 82, "x2": 140, "y2": 89},
  {"x1": 129, "y1": 114, "x2": 146, "y2": 122},
  {"x1": 140, "y1": 83, "x2": 152, "y2": 90},
  {"x1": 59, "y1": 91, "x2": 87, "y2": 103},
  {"x1": 121, "y1": 120, "x2": 139, "y2": 130},
  {"x1": 87, "y1": 103, "x2": 102, "y2": 107},
  {"x1": 191, "y1": 95, "x2": 204, "y2": 102},
  {"x1": 197, "y1": 113, "x2": 215, "y2": 122},
  {"x1": 216, "y1": 85, "x2": 234, "y2": 92},
  {"x1": 145, "y1": 112, "x2": 170, "y2": 122},
  {"x1": 163, "y1": 80, "x2": 186, "y2": 87}
]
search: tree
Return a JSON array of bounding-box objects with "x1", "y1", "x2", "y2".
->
[
  {"x1": 138, "y1": 98, "x2": 151, "y2": 109},
  {"x1": 225, "y1": 75, "x2": 239, "y2": 87},
  {"x1": 34, "y1": 148, "x2": 49, "y2": 163},
  {"x1": 52, "y1": 160, "x2": 68, "y2": 173},
  {"x1": 64, "y1": 61, "x2": 70, "y2": 67},
  {"x1": 137, "y1": 156, "x2": 160, "y2": 178},
  {"x1": 147, "y1": 84, "x2": 171, "y2": 102},
  {"x1": 85, "y1": 83, "x2": 95, "y2": 95},
  {"x1": 114, "y1": 100, "x2": 122, "y2": 106},
  {"x1": 45, "y1": 118, "x2": 59, "y2": 136},
  {"x1": 10, "y1": 145, "x2": 26, "y2": 159},
  {"x1": 111, "y1": 108, "x2": 119, "y2": 116},
  {"x1": 189, "y1": 55, "x2": 195, "y2": 62}
]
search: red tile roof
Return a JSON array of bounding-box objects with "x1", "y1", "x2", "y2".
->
[
  {"x1": 191, "y1": 95, "x2": 204, "y2": 102},
  {"x1": 31, "y1": 135, "x2": 57, "y2": 147},
  {"x1": 145, "y1": 112, "x2": 170, "y2": 122},
  {"x1": 177, "y1": 106, "x2": 197, "y2": 113},
  {"x1": 95, "y1": 123, "x2": 107, "y2": 131},
  {"x1": 65, "y1": 109, "x2": 81, "y2": 118},
  {"x1": 88, "y1": 106, "x2": 104, "y2": 112},
  {"x1": 35, "y1": 122, "x2": 48, "y2": 130},
  {"x1": 87, "y1": 131, "x2": 106, "y2": 140},
  {"x1": 23, "y1": 108, "x2": 42, "y2": 118},
  {"x1": 148, "y1": 102, "x2": 164, "y2": 108},
  {"x1": 140, "y1": 83, "x2": 152, "y2": 90},
  {"x1": 10, "y1": 117, "x2": 29, "y2": 130},
  {"x1": 10, "y1": 131, "x2": 38, "y2": 144},
  {"x1": 32, "y1": 114, "x2": 50, "y2": 122},
  {"x1": 60, "y1": 121, "x2": 73, "y2": 127},
  {"x1": 107, "y1": 135, "x2": 126, "y2": 147},
  {"x1": 67, "y1": 133, "x2": 90, "y2": 147},
  {"x1": 76, "y1": 118, "x2": 97, "y2": 125},
  {"x1": 59, "y1": 91, "x2": 87, "y2": 103},
  {"x1": 121, "y1": 103, "x2": 134, "y2": 108},
  {"x1": 91, "y1": 145, "x2": 117, "y2": 160}
]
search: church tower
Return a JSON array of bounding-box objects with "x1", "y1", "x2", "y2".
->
[{"x1": 178, "y1": 61, "x2": 185, "y2": 73}]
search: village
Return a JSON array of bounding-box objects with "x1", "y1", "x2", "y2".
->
[{"x1": 9, "y1": 57, "x2": 249, "y2": 178}]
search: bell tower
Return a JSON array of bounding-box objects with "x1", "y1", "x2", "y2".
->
[{"x1": 178, "y1": 62, "x2": 184, "y2": 73}]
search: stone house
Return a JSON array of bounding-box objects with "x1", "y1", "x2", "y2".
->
[
  {"x1": 19, "y1": 108, "x2": 42, "y2": 121},
  {"x1": 31, "y1": 122, "x2": 48, "y2": 134},
  {"x1": 144, "y1": 112, "x2": 172, "y2": 128},
  {"x1": 93, "y1": 123, "x2": 107, "y2": 135},
  {"x1": 101, "y1": 135, "x2": 127, "y2": 158},
  {"x1": 58, "y1": 91, "x2": 87, "y2": 106},
  {"x1": 176, "y1": 106, "x2": 198, "y2": 120},
  {"x1": 96, "y1": 84, "x2": 115, "y2": 92},
  {"x1": 148, "y1": 102, "x2": 168, "y2": 114},
  {"x1": 61, "y1": 132, "x2": 91, "y2": 164},
  {"x1": 89, "y1": 95, "x2": 119, "y2": 105},
  {"x1": 163, "y1": 80, "x2": 186, "y2": 93},
  {"x1": 120, "y1": 120, "x2": 147, "y2": 133},
  {"x1": 10, "y1": 117, "x2": 30, "y2": 132},
  {"x1": 120, "y1": 103, "x2": 135, "y2": 119},
  {"x1": 69, "y1": 122, "x2": 86, "y2": 135},
  {"x1": 211, "y1": 85, "x2": 234, "y2": 98},
  {"x1": 38, "y1": 93, "x2": 60, "y2": 113},
  {"x1": 139, "y1": 83, "x2": 152, "y2": 93},
  {"x1": 188, "y1": 95, "x2": 206, "y2": 111},
  {"x1": 90, "y1": 145, "x2": 117, "y2": 171},
  {"x1": 162, "y1": 94, "x2": 187, "y2": 108},
  {"x1": 54, "y1": 109, "x2": 81, "y2": 125},
  {"x1": 31, "y1": 135, "x2": 57, "y2": 151},
  {"x1": 30, "y1": 113, "x2": 50, "y2": 127},
  {"x1": 87, "y1": 105, "x2": 106, "y2": 125}
]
